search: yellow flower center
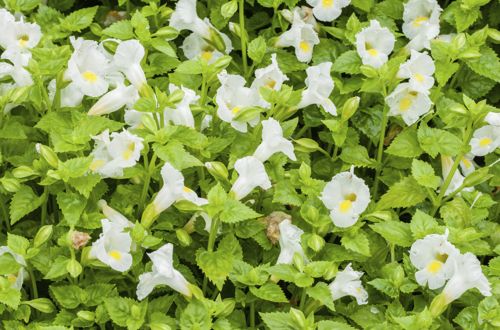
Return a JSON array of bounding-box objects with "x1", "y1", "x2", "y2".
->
[
  {"x1": 201, "y1": 51, "x2": 213, "y2": 61},
  {"x1": 183, "y1": 186, "x2": 192, "y2": 193},
  {"x1": 399, "y1": 92, "x2": 418, "y2": 112},
  {"x1": 414, "y1": 73, "x2": 425, "y2": 82},
  {"x1": 412, "y1": 16, "x2": 429, "y2": 27},
  {"x1": 367, "y1": 48, "x2": 378, "y2": 56},
  {"x1": 299, "y1": 41, "x2": 310, "y2": 52},
  {"x1": 231, "y1": 106, "x2": 241, "y2": 114},
  {"x1": 426, "y1": 260, "x2": 443, "y2": 274},
  {"x1": 322, "y1": 0, "x2": 334, "y2": 7},
  {"x1": 90, "y1": 159, "x2": 105, "y2": 171},
  {"x1": 461, "y1": 158, "x2": 472, "y2": 169},
  {"x1": 122, "y1": 143, "x2": 136, "y2": 160},
  {"x1": 18, "y1": 35, "x2": 29, "y2": 47},
  {"x1": 265, "y1": 79, "x2": 276, "y2": 89},
  {"x1": 339, "y1": 199, "x2": 352, "y2": 213},
  {"x1": 479, "y1": 137, "x2": 493, "y2": 147},
  {"x1": 108, "y1": 250, "x2": 122, "y2": 260},
  {"x1": 82, "y1": 71, "x2": 98, "y2": 83},
  {"x1": 7, "y1": 274, "x2": 17, "y2": 284}
]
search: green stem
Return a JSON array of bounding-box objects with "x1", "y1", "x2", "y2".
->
[
  {"x1": 139, "y1": 151, "x2": 157, "y2": 215},
  {"x1": 332, "y1": 145, "x2": 339, "y2": 161},
  {"x1": 202, "y1": 216, "x2": 220, "y2": 294},
  {"x1": 200, "y1": 73, "x2": 208, "y2": 106},
  {"x1": 0, "y1": 198, "x2": 10, "y2": 232},
  {"x1": 250, "y1": 301, "x2": 255, "y2": 328},
  {"x1": 41, "y1": 188, "x2": 48, "y2": 226},
  {"x1": 27, "y1": 267, "x2": 38, "y2": 299},
  {"x1": 390, "y1": 244, "x2": 395, "y2": 263},
  {"x1": 295, "y1": 125, "x2": 309, "y2": 139},
  {"x1": 299, "y1": 288, "x2": 307, "y2": 311},
  {"x1": 238, "y1": 0, "x2": 248, "y2": 76},
  {"x1": 373, "y1": 104, "x2": 389, "y2": 200}
]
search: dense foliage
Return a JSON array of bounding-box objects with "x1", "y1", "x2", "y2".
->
[{"x1": 0, "y1": 0, "x2": 499, "y2": 329}]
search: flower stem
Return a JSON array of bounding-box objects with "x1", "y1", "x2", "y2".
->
[
  {"x1": 202, "y1": 215, "x2": 220, "y2": 295},
  {"x1": 238, "y1": 0, "x2": 248, "y2": 77},
  {"x1": 373, "y1": 104, "x2": 389, "y2": 200},
  {"x1": 28, "y1": 267, "x2": 38, "y2": 299},
  {"x1": 299, "y1": 288, "x2": 307, "y2": 311},
  {"x1": 249, "y1": 301, "x2": 256, "y2": 328},
  {"x1": 139, "y1": 151, "x2": 157, "y2": 216}
]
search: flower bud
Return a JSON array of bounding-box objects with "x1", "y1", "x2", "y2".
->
[
  {"x1": 228, "y1": 22, "x2": 241, "y2": 38},
  {"x1": 324, "y1": 265, "x2": 337, "y2": 280},
  {"x1": 215, "y1": 299, "x2": 235, "y2": 318},
  {"x1": 35, "y1": 144, "x2": 59, "y2": 168},
  {"x1": 293, "y1": 252, "x2": 305, "y2": 272},
  {"x1": 209, "y1": 29, "x2": 227, "y2": 53},
  {"x1": 141, "y1": 203, "x2": 159, "y2": 229},
  {"x1": 360, "y1": 65, "x2": 378, "y2": 78},
  {"x1": 308, "y1": 234, "x2": 325, "y2": 252},
  {"x1": 71, "y1": 230, "x2": 91, "y2": 250},
  {"x1": 298, "y1": 163, "x2": 311, "y2": 180},
  {"x1": 176, "y1": 228, "x2": 192, "y2": 247},
  {"x1": 213, "y1": 55, "x2": 232, "y2": 71},
  {"x1": 0, "y1": 177, "x2": 20, "y2": 193},
  {"x1": 154, "y1": 26, "x2": 179, "y2": 40},
  {"x1": 77, "y1": 310, "x2": 95, "y2": 321},
  {"x1": 341, "y1": 96, "x2": 360, "y2": 121},
  {"x1": 205, "y1": 161, "x2": 229, "y2": 182},
  {"x1": 294, "y1": 138, "x2": 319, "y2": 153},
  {"x1": 12, "y1": 166, "x2": 37, "y2": 178},
  {"x1": 141, "y1": 113, "x2": 158, "y2": 133},
  {"x1": 451, "y1": 34, "x2": 466, "y2": 51},
  {"x1": 67, "y1": 259, "x2": 83, "y2": 278},
  {"x1": 290, "y1": 308, "x2": 306, "y2": 329},
  {"x1": 168, "y1": 88, "x2": 185, "y2": 105},
  {"x1": 34, "y1": 225, "x2": 53, "y2": 248},
  {"x1": 430, "y1": 293, "x2": 448, "y2": 317},
  {"x1": 24, "y1": 298, "x2": 56, "y2": 313},
  {"x1": 90, "y1": 23, "x2": 102, "y2": 36}
]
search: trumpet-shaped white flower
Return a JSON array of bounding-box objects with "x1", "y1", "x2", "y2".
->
[
  {"x1": 0, "y1": 60, "x2": 32, "y2": 87},
  {"x1": 441, "y1": 156, "x2": 473, "y2": 196},
  {"x1": 216, "y1": 70, "x2": 261, "y2": 133},
  {"x1": 90, "y1": 129, "x2": 144, "y2": 178},
  {"x1": 276, "y1": 12, "x2": 319, "y2": 63},
  {"x1": 305, "y1": 0, "x2": 351, "y2": 22},
  {"x1": 113, "y1": 40, "x2": 148, "y2": 92},
  {"x1": 386, "y1": 83, "x2": 432, "y2": 126},
  {"x1": 149, "y1": 162, "x2": 207, "y2": 216},
  {"x1": 254, "y1": 118, "x2": 296, "y2": 162},
  {"x1": 329, "y1": 263, "x2": 368, "y2": 305},
  {"x1": 137, "y1": 243, "x2": 192, "y2": 299},
  {"x1": 65, "y1": 37, "x2": 112, "y2": 98},
  {"x1": 0, "y1": 10, "x2": 41, "y2": 53},
  {"x1": 355, "y1": 20, "x2": 395, "y2": 69},
  {"x1": 402, "y1": 0, "x2": 442, "y2": 51},
  {"x1": 321, "y1": 169, "x2": 370, "y2": 228},
  {"x1": 459, "y1": 154, "x2": 476, "y2": 176},
  {"x1": 169, "y1": 0, "x2": 211, "y2": 39},
  {"x1": 409, "y1": 231, "x2": 460, "y2": 289},
  {"x1": 90, "y1": 219, "x2": 133, "y2": 272},
  {"x1": 181, "y1": 32, "x2": 232, "y2": 63},
  {"x1": 47, "y1": 79, "x2": 84, "y2": 108},
  {"x1": 251, "y1": 53, "x2": 289, "y2": 93},
  {"x1": 230, "y1": 156, "x2": 272, "y2": 200},
  {"x1": 485, "y1": 112, "x2": 500, "y2": 126},
  {"x1": 298, "y1": 62, "x2": 336, "y2": 115},
  {"x1": 0, "y1": 246, "x2": 26, "y2": 290},
  {"x1": 281, "y1": 6, "x2": 318, "y2": 28},
  {"x1": 397, "y1": 50, "x2": 435, "y2": 93},
  {"x1": 276, "y1": 219, "x2": 306, "y2": 265},
  {"x1": 469, "y1": 125, "x2": 500, "y2": 157},
  {"x1": 441, "y1": 252, "x2": 491, "y2": 304},
  {"x1": 98, "y1": 200, "x2": 134, "y2": 229},
  {"x1": 164, "y1": 84, "x2": 199, "y2": 128},
  {"x1": 88, "y1": 84, "x2": 139, "y2": 116}
]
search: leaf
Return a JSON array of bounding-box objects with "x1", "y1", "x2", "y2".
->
[
  {"x1": 368, "y1": 278, "x2": 399, "y2": 298},
  {"x1": 219, "y1": 199, "x2": 261, "y2": 223},
  {"x1": 102, "y1": 20, "x2": 134, "y2": 39},
  {"x1": 386, "y1": 128, "x2": 423, "y2": 158},
  {"x1": 196, "y1": 249, "x2": 233, "y2": 290},
  {"x1": 332, "y1": 50, "x2": 362, "y2": 74},
  {"x1": 273, "y1": 181, "x2": 302, "y2": 206},
  {"x1": 10, "y1": 185, "x2": 43, "y2": 225},
  {"x1": 60, "y1": 6, "x2": 97, "y2": 32},
  {"x1": 370, "y1": 221, "x2": 413, "y2": 247},
  {"x1": 417, "y1": 125, "x2": 463, "y2": 158},
  {"x1": 306, "y1": 283, "x2": 336, "y2": 311},
  {"x1": 411, "y1": 159, "x2": 441, "y2": 189},
  {"x1": 50, "y1": 285, "x2": 86, "y2": 309},
  {"x1": 57, "y1": 191, "x2": 87, "y2": 227},
  {"x1": 248, "y1": 36, "x2": 267, "y2": 64},
  {"x1": 68, "y1": 173, "x2": 101, "y2": 198},
  {"x1": 151, "y1": 38, "x2": 177, "y2": 58},
  {"x1": 410, "y1": 210, "x2": 440, "y2": 239},
  {"x1": 341, "y1": 231, "x2": 371, "y2": 256},
  {"x1": 105, "y1": 297, "x2": 147, "y2": 330},
  {"x1": 0, "y1": 287, "x2": 21, "y2": 309},
  {"x1": 154, "y1": 141, "x2": 203, "y2": 170},
  {"x1": 0, "y1": 253, "x2": 21, "y2": 275},
  {"x1": 465, "y1": 46, "x2": 500, "y2": 83},
  {"x1": 249, "y1": 283, "x2": 288, "y2": 303},
  {"x1": 317, "y1": 320, "x2": 357, "y2": 330},
  {"x1": 7, "y1": 233, "x2": 29, "y2": 256},
  {"x1": 339, "y1": 145, "x2": 377, "y2": 168},
  {"x1": 376, "y1": 176, "x2": 427, "y2": 210},
  {"x1": 260, "y1": 312, "x2": 296, "y2": 329}
]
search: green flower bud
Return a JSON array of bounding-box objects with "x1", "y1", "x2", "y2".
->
[
  {"x1": 341, "y1": 96, "x2": 360, "y2": 121},
  {"x1": 290, "y1": 308, "x2": 306, "y2": 329},
  {"x1": 298, "y1": 163, "x2": 311, "y2": 180},
  {"x1": 294, "y1": 138, "x2": 319, "y2": 153},
  {"x1": 215, "y1": 299, "x2": 235, "y2": 318},
  {"x1": 12, "y1": 166, "x2": 37, "y2": 178},
  {"x1": 176, "y1": 228, "x2": 192, "y2": 247},
  {"x1": 209, "y1": 29, "x2": 227, "y2": 53},
  {"x1": 90, "y1": 23, "x2": 102, "y2": 36},
  {"x1": 168, "y1": 88, "x2": 185, "y2": 104},
  {"x1": 154, "y1": 26, "x2": 179, "y2": 40},
  {"x1": 213, "y1": 55, "x2": 232, "y2": 71},
  {"x1": 293, "y1": 252, "x2": 305, "y2": 272},
  {"x1": 141, "y1": 203, "x2": 159, "y2": 229},
  {"x1": 35, "y1": 144, "x2": 59, "y2": 168},
  {"x1": 0, "y1": 177, "x2": 20, "y2": 193},
  {"x1": 34, "y1": 225, "x2": 53, "y2": 248},
  {"x1": 430, "y1": 293, "x2": 448, "y2": 318},
  {"x1": 23, "y1": 298, "x2": 56, "y2": 314},
  {"x1": 141, "y1": 113, "x2": 158, "y2": 133},
  {"x1": 67, "y1": 259, "x2": 83, "y2": 278},
  {"x1": 228, "y1": 22, "x2": 241, "y2": 38},
  {"x1": 324, "y1": 265, "x2": 337, "y2": 280},
  {"x1": 360, "y1": 65, "x2": 378, "y2": 78},
  {"x1": 205, "y1": 162, "x2": 229, "y2": 182},
  {"x1": 308, "y1": 234, "x2": 325, "y2": 252},
  {"x1": 77, "y1": 310, "x2": 95, "y2": 321}
]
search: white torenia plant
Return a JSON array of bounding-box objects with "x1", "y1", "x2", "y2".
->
[
  {"x1": 181, "y1": 32, "x2": 232, "y2": 63},
  {"x1": 253, "y1": 118, "x2": 296, "y2": 162},
  {"x1": 112, "y1": 40, "x2": 148, "y2": 94},
  {"x1": 230, "y1": 156, "x2": 272, "y2": 200},
  {"x1": 385, "y1": 83, "x2": 432, "y2": 126},
  {"x1": 298, "y1": 62, "x2": 336, "y2": 115},
  {"x1": 397, "y1": 50, "x2": 435, "y2": 93},
  {"x1": 137, "y1": 243, "x2": 192, "y2": 300},
  {"x1": 276, "y1": 219, "x2": 306, "y2": 265},
  {"x1": 163, "y1": 84, "x2": 199, "y2": 128},
  {"x1": 329, "y1": 263, "x2": 368, "y2": 305},
  {"x1": 402, "y1": 0, "x2": 442, "y2": 51},
  {"x1": 305, "y1": 0, "x2": 351, "y2": 22},
  {"x1": 87, "y1": 84, "x2": 139, "y2": 116},
  {"x1": 469, "y1": 125, "x2": 500, "y2": 157},
  {"x1": 0, "y1": 246, "x2": 26, "y2": 290},
  {"x1": 276, "y1": 11, "x2": 319, "y2": 63},
  {"x1": 355, "y1": 20, "x2": 395, "y2": 69},
  {"x1": 320, "y1": 168, "x2": 370, "y2": 228}
]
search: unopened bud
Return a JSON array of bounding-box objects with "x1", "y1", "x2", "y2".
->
[
  {"x1": 308, "y1": 234, "x2": 325, "y2": 252},
  {"x1": 228, "y1": 22, "x2": 241, "y2": 38},
  {"x1": 360, "y1": 65, "x2": 378, "y2": 78},
  {"x1": 141, "y1": 203, "x2": 159, "y2": 229},
  {"x1": 213, "y1": 55, "x2": 232, "y2": 71},
  {"x1": 0, "y1": 177, "x2": 20, "y2": 192},
  {"x1": 290, "y1": 308, "x2": 306, "y2": 329},
  {"x1": 294, "y1": 138, "x2": 319, "y2": 153},
  {"x1": 205, "y1": 162, "x2": 229, "y2": 181},
  {"x1": 168, "y1": 88, "x2": 185, "y2": 104},
  {"x1": 430, "y1": 293, "x2": 449, "y2": 318},
  {"x1": 77, "y1": 310, "x2": 95, "y2": 321},
  {"x1": 35, "y1": 144, "x2": 59, "y2": 168},
  {"x1": 71, "y1": 230, "x2": 91, "y2": 250},
  {"x1": 341, "y1": 96, "x2": 360, "y2": 121},
  {"x1": 24, "y1": 298, "x2": 56, "y2": 313},
  {"x1": 209, "y1": 29, "x2": 227, "y2": 53},
  {"x1": 67, "y1": 259, "x2": 83, "y2": 278},
  {"x1": 293, "y1": 252, "x2": 305, "y2": 272},
  {"x1": 154, "y1": 26, "x2": 179, "y2": 40},
  {"x1": 12, "y1": 166, "x2": 37, "y2": 178},
  {"x1": 176, "y1": 228, "x2": 192, "y2": 247},
  {"x1": 141, "y1": 113, "x2": 158, "y2": 133},
  {"x1": 34, "y1": 225, "x2": 53, "y2": 248}
]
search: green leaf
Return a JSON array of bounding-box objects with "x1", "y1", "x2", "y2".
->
[
  {"x1": 273, "y1": 181, "x2": 302, "y2": 206},
  {"x1": 410, "y1": 210, "x2": 440, "y2": 239},
  {"x1": 57, "y1": 191, "x2": 86, "y2": 227},
  {"x1": 465, "y1": 46, "x2": 500, "y2": 83},
  {"x1": 0, "y1": 287, "x2": 21, "y2": 309},
  {"x1": 341, "y1": 231, "x2": 371, "y2": 256},
  {"x1": 306, "y1": 282, "x2": 336, "y2": 311},
  {"x1": 196, "y1": 249, "x2": 233, "y2": 290},
  {"x1": 151, "y1": 38, "x2": 177, "y2": 58},
  {"x1": 0, "y1": 253, "x2": 21, "y2": 275},
  {"x1": 417, "y1": 125, "x2": 463, "y2": 158},
  {"x1": 105, "y1": 297, "x2": 147, "y2": 330},
  {"x1": 411, "y1": 159, "x2": 441, "y2": 189},
  {"x1": 249, "y1": 283, "x2": 288, "y2": 303},
  {"x1": 260, "y1": 312, "x2": 296, "y2": 329},
  {"x1": 332, "y1": 51, "x2": 362, "y2": 74},
  {"x1": 220, "y1": 0, "x2": 237, "y2": 18},
  {"x1": 219, "y1": 199, "x2": 261, "y2": 223},
  {"x1": 386, "y1": 128, "x2": 423, "y2": 158},
  {"x1": 7, "y1": 233, "x2": 29, "y2": 256},
  {"x1": 317, "y1": 320, "x2": 357, "y2": 330},
  {"x1": 102, "y1": 20, "x2": 134, "y2": 40},
  {"x1": 10, "y1": 185, "x2": 43, "y2": 225},
  {"x1": 50, "y1": 285, "x2": 86, "y2": 309},
  {"x1": 248, "y1": 36, "x2": 267, "y2": 64},
  {"x1": 180, "y1": 299, "x2": 212, "y2": 330},
  {"x1": 368, "y1": 278, "x2": 399, "y2": 298},
  {"x1": 339, "y1": 145, "x2": 377, "y2": 168},
  {"x1": 68, "y1": 173, "x2": 101, "y2": 198},
  {"x1": 376, "y1": 176, "x2": 427, "y2": 210},
  {"x1": 154, "y1": 141, "x2": 203, "y2": 170},
  {"x1": 370, "y1": 221, "x2": 413, "y2": 247},
  {"x1": 60, "y1": 6, "x2": 97, "y2": 32}
]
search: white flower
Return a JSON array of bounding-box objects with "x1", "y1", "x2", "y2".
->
[
  {"x1": 169, "y1": 0, "x2": 211, "y2": 39},
  {"x1": 0, "y1": 11, "x2": 41, "y2": 53},
  {"x1": 276, "y1": 11, "x2": 319, "y2": 63},
  {"x1": 469, "y1": 125, "x2": 500, "y2": 156},
  {"x1": 216, "y1": 70, "x2": 261, "y2": 133},
  {"x1": 98, "y1": 200, "x2": 134, "y2": 229},
  {"x1": 163, "y1": 84, "x2": 199, "y2": 128},
  {"x1": 402, "y1": 0, "x2": 442, "y2": 51},
  {"x1": 48, "y1": 79, "x2": 83, "y2": 108},
  {"x1": 88, "y1": 84, "x2": 139, "y2": 116},
  {"x1": 149, "y1": 162, "x2": 207, "y2": 217},
  {"x1": 441, "y1": 252, "x2": 491, "y2": 304},
  {"x1": 137, "y1": 243, "x2": 192, "y2": 299},
  {"x1": 181, "y1": 32, "x2": 232, "y2": 63},
  {"x1": 254, "y1": 118, "x2": 296, "y2": 162},
  {"x1": 386, "y1": 83, "x2": 432, "y2": 126},
  {"x1": 305, "y1": 0, "x2": 351, "y2": 22},
  {"x1": 65, "y1": 37, "x2": 112, "y2": 98},
  {"x1": 251, "y1": 53, "x2": 289, "y2": 93},
  {"x1": 485, "y1": 112, "x2": 500, "y2": 126},
  {"x1": 90, "y1": 219, "x2": 133, "y2": 272},
  {"x1": 355, "y1": 20, "x2": 395, "y2": 69},
  {"x1": 320, "y1": 169, "x2": 370, "y2": 228},
  {"x1": 113, "y1": 40, "x2": 148, "y2": 92},
  {"x1": 329, "y1": 263, "x2": 368, "y2": 305},
  {"x1": 276, "y1": 219, "x2": 306, "y2": 265},
  {"x1": 459, "y1": 154, "x2": 475, "y2": 176},
  {"x1": 230, "y1": 156, "x2": 272, "y2": 200},
  {"x1": 0, "y1": 59, "x2": 32, "y2": 87},
  {"x1": 298, "y1": 62, "x2": 336, "y2": 115},
  {"x1": 90, "y1": 129, "x2": 144, "y2": 178},
  {"x1": 397, "y1": 50, "x2": 435, "y2": 93},
  {"x1": 409, "y1": 231, "x2": 460, "y2": 289},
  {"x1": 0, "y1": 246, "x2": 26, "y2": 290},
  {"x1": 441, "y1": 156, "x2": 473, "y2": 196},
  {"x1": 281, "y1": 7, "x2": 318, "y2": 28}
]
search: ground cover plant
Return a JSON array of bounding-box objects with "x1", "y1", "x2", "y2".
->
[{"x1": 0, "y1": 0, "x2": 499, "y2": 328}]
